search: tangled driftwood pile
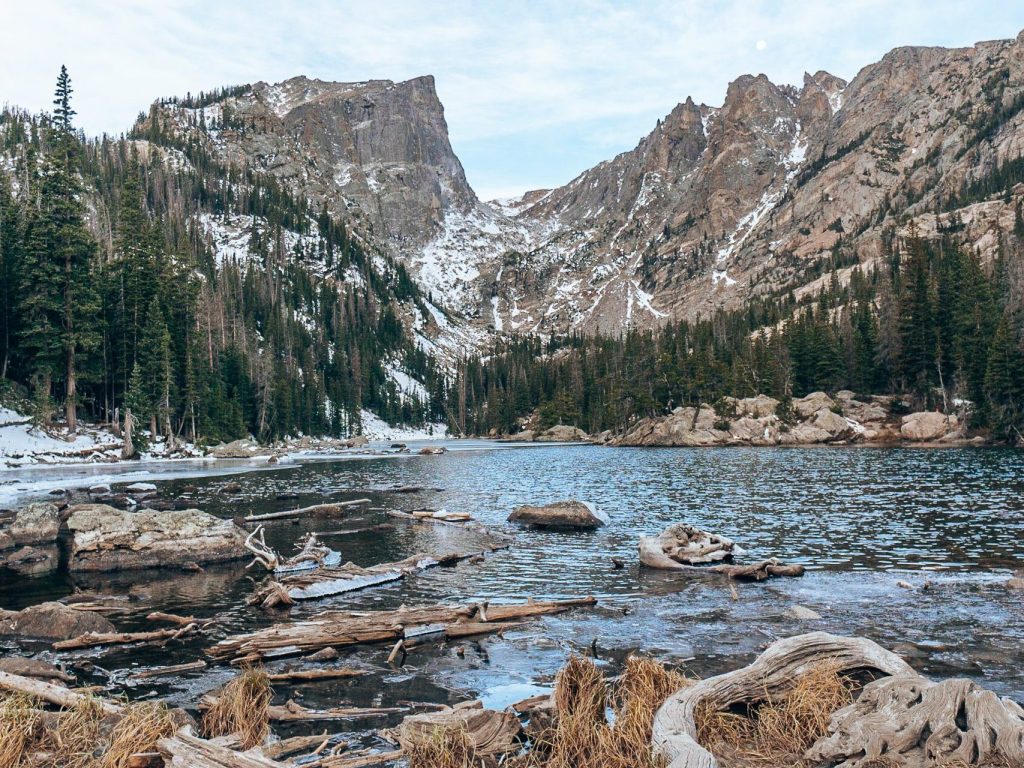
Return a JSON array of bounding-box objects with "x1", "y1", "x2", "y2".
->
[
  {"x1": 639, "y1": 523, "x2": 805, "y2": 581},
  {"x1": 652, "y1": 631, "x2": 1024, "y2": 768},
  {"x1": 209, "y1": 597, "x2": 598, "y2": 664}
]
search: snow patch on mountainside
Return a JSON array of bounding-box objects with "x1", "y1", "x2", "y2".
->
[{"x1": 358, "y1": 410, "x2": 448, "y2": 440}]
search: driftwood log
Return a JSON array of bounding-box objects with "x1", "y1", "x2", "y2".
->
[
  {"x1": 651, "y1": 632, "x2": 916, "y2": 768},
  {"x1": 806, "y1": 675, "x2": 1024, "y2": 767},
  {"x1": 709, "y1": 558, "x2": 805, "y2": 580},
  {"x1": 209, "y1": 597, "x2": 597, "y2": 663},
  {"x1": 242, "y1": 500, "x2": 370, "y2": 523},
  {"x1": 0, "y1": 669, "x2": 123, "y2": 715},
  {"x1": 53, "y1": 623, "x2": 198, "y2": 650},
  {"x1": 159, "y1": 729, "x2": 286, "y2": 767}
]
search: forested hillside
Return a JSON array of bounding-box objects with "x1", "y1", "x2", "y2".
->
[
  {"x1": 454, "y1": 231, "x2": 1024, "y2": 442},
  {"x1": 0, "y1": 69, "x2": 448, "y2": 445}
]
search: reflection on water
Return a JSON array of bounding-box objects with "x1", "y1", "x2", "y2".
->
[{"x1": 2, "y1": 444, "x2": 1023, "y2": 727}]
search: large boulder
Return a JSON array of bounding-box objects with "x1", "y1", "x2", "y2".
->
[
  {"x1": 0, "y1": 602, "x2": 115, "y2": 641},
  {"x1": 639, "y1": 524, "x2": 739, "y2": 570},
  {"x1": 508, "y1": 500, "x2": 608, "y2": 529},
  {"x1": 793, "y1": 392, "x2": 836, "y2": 419},
  {"x1": 9, "y1": 502, "x2": 61, "y2": 546},
  {"x1": 66, "y1": 504, "x2": 248, "y2": 572},
  {"x1": 735, "y1": 395, "x2": 780, "y2": 418},
  {"x1": 901, "y1": 412, "x2": 957, "y2": 441},
  {"x1": 835, "y1": 391, "x2": 888, "y2": 423},
  {"x1": 535, "y1": 425, "x2": 589, "y2": 442}
]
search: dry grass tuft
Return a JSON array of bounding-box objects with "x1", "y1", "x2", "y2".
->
[
  {"x1": 102, "y1": 701, "x2": 178, "y2": 768},
  {"x1": 202, "y1": 666, "x2": 273, "y2": 749},
  {"x1": 0, "y1": 692, "x2": 40, "y2": 768},
  {"x1": 47, "y1": 696, "x2": 107, "y2": 768},
  {"x1": 511, "y1": 654, "x2": 692, "y2": 768},
  {"x1": 406, "y1": 724, "x2": 477, "y2": 768},
  {"x1": 695, "y1": 663, "x2": 854, "y2": 766}
]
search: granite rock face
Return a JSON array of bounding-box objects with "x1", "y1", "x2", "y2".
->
[{"x1": 65, "y1": 504, "x2": 248, "y2": 572}]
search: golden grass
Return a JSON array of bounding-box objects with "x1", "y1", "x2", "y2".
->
[
  {"x1": 0, "y1": 692, "x2": 39, "y2": 768},
  {"x1": 405, "y1": 724, "x2": 476, "y2": 768},
  {"x1": 101, "y1": 701, "x2": 178, "y2": 768},
  {"x1": 695, "y1": 663, "x2": 854, "y2": 767},
  {"x1": 46, "y1": 696, "x2": 106, "y2": 768},
  {"x1": 510, "y1": 654, "x2": 692, "y2": 768},
  {"x1": 201, "y1": 666, "x2": 273, "y2": 749}
]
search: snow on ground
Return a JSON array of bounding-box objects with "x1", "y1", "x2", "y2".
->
[
  {"x1": 358, "y1": 410, "x2": 448, "y2": 441},
  {"x1": 195, "y1": 213, "x2": 323, "y2": 269},
  {"x1": 385, "y1": 360, "x2": 429, "y2": 402},
  {"x1": 0, "y1": 408, "x2": 120, "y2": 466}
]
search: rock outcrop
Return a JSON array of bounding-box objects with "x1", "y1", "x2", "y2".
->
[
  {"x1": 508, "y1": 500, "x2": 608, "y2": 529},
  {"x1": 65, "y1": 504, "x2": 248, "y2": 571},
  {"x1": 0, "y1": 602, "x2": 115, "y2": 641},
  {"x1": 9, "y1": 502, "x2": 61, "y2": 546},
  {"x1": 901, "y1": 411, "x2": 959, "y2": 441},
  {"x1": 535, "y1": 425, "x2": 590, "y2": 442}
]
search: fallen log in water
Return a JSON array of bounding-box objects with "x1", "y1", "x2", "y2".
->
[
  {"x1": 53, "y1": 623, "x2": 199, "y2": 650},
  {"x1": 209, "y1": 597, "x2": 597, "y2": 663},
  {"x1": 709, "y1": 558, "x2": 805, "y2": 580},
  {"x1": 250, "y1": 549, "x2": 502, "y2": 607},
  {"x1": 242, "y1": 500, "x2": 370, "y2": 523},
  {"x1": 129, "y1": 660, "x2": 208, "y2": 680},
  {"x1": 266, "y1": 667, "x2": 366, "y2": 682}
]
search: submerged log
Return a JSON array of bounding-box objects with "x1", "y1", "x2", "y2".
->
[
  {"x1": 709, "y1": 558, "x2": 805, "y2": 580},
  {"x1": 210, "y1": 597, "x2": 597, "y2": 663},
  {"x1": 266, "y1": 667, "x2": 365, "y2": 682},
  {"x1": 54, "y1": 623, "x2": 198, "y2": 650},
  {"x1": 806, "y1": 676, "x2": 1024, "y2": 767},
  {"x1": 250, "y1": 549, "x2": 500, "y2": 606},
  {"x1": 242, "y1": 500, "x2": 370, "y2": 523},
  {"x1": 129, "y1": 660, "x2": 208, "y2": 680},
  {"x1": 651, "y1": 632, "x2": 917, "y2": 768}
]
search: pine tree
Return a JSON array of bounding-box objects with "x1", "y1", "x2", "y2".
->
[{"x1": 984, "y1": 315, "x2": 1024, "y2": 442}]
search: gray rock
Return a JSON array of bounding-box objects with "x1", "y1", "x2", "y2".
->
[
  {"x1": 0, "y1": 656, "x2": 74, "y2": 681},
  {"x1": 0, "y1": 602, "x2": 115, "y2": 641},
  {"x1": 793, "y1": 392, "x2": 836, "y2": 419},
  {"x1": 535, "y1": 425, "x2": 589, "y2": 442},
  {"x1": 785, "y1": 605, "x2": 822, "y2": 620},
  {"x1": 10, "y1": 502, "x2": 61, "y2": 546},
  {"x1": 66, "y1": 504, "x2": 249, "y2": 572},
  {"x1": 901, "y1": 412, "x2": 957, "y2": 441},
  {"x1": 508, "y1": 500, "x2": 608, "y2": 530},
  {"x1": 1, "y1": 545, "x2": 59, "y2": 576}
]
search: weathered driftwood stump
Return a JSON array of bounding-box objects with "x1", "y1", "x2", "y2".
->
[
  {"x1": 709, "y1": 558, "x2": 805, "y2": 580},
  {"x1": 651, "y1": 632, "x2": 916, "y2": 768},
  {"x1": 639, "y1": 524, "x2": 739, "y2": 569},
  {"x1": 807, "y1": 675, "x2": 1024, "y2": 767},
  {"x1": 395, "y1": 700, "x2": 521, "y2": 756}
]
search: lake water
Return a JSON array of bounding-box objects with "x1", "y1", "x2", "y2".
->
[{"x1": 2, "y1": 443, "x2": 1023, "y2": 748}]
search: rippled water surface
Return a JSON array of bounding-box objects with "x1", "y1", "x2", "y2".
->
[{"x1": 2, "y1": 443, "x2": 1023, "y2": 741}]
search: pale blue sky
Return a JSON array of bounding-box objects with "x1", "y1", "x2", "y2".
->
[{"x1": 2, "y1": 1, "x2": 1023, "y2": 199}]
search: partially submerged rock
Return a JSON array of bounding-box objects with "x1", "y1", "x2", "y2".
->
[
  {"x1": 0, "y1": 656, "x2": 74, "y2": 682},
  {"x1": 0, "y1": 544, "x2": 59, "y2": 576},
  {"x1": 66, "y1": 504, "x2": 248, "y2": 572},
  {"x1": 639, "y1": 524, "x2": 738, "y2": 569},
  {"x1": 0, "y1": 601, "x2": 115, "y2": 641},
  {"x1": 508, "y1": 500, "x2": 608, "y2": 529}
]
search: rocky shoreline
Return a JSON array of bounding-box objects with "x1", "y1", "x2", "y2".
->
[{"x1": 520, "y1": 391, "x2": 982, "y2": 448}]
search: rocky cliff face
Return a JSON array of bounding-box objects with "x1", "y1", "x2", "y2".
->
[{"x1": 149, "y1": 30, "x2": 1024, "y2": 338}]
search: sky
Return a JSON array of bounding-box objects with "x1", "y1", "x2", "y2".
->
[{"x1": 2, "y1": 1, "x2": 1024, "y2": 200}]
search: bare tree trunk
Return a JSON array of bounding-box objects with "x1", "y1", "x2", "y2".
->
[
  {"x1": 66, "y1": 345, "x2": 77, "y2": 434},
  {"x1": 122, "y1": 409, "x2": 136, "y2": 459},
  {"x1": 112, "y1": 406, "x2": 122, "y2": 438}
]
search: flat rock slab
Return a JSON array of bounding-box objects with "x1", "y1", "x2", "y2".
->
[
  {"x1": 508, "y1": 500, "x2": 608, "y2": 529},
  {"x1": 66, "y1": 504, "x2": 248, "y2": 572},
  {"x1": 9, "y1": 502, "x2": 60, "y2": 546},
  {"x1": 0, "y1": 601, "x2": 115, "y2": 641}
]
